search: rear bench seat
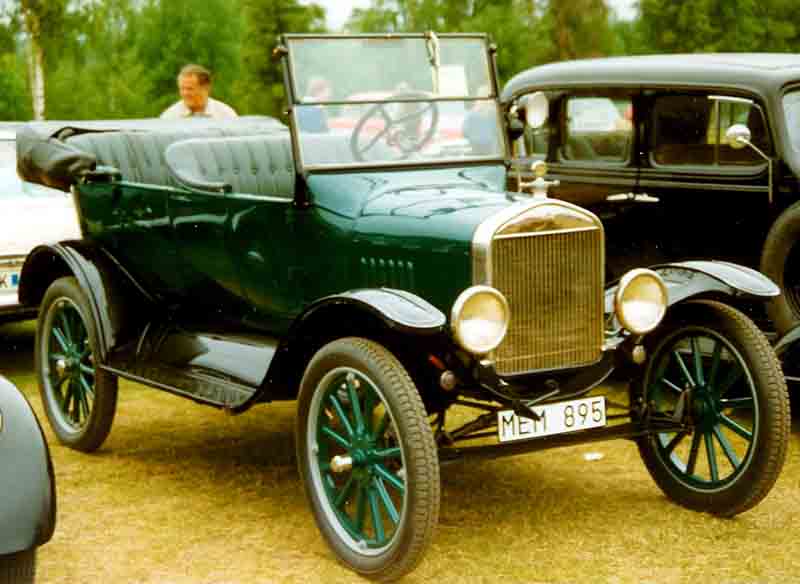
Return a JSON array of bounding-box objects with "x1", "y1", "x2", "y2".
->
[{"x1": 66, "y1": 128, "x2": 295, "y2": 199}]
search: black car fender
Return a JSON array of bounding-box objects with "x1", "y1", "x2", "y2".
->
[
  {"x1": 18, "y1": 240, "x2": 153, "y2": 362},
  {"x1": 263, "y1": 288, "x2": 447, "y2": 398},
  {"x1": 605, "y1": 260, "x2": 779, "y2": 313},
  {"x1": 0, "y1": 376, "x2": 55, "y2": 554}
]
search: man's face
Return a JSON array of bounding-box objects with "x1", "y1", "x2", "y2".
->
[{"x1": 178, "y1": 74, "x2": 210, "y2": 113}]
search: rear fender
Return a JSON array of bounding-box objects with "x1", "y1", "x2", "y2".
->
[
  {"x1": 18, "y1": 240, "x2": 152, "y2": 361},
  {"x1": 0, "y1": 376, "x2": 55, "y2": 553},
  {"x1": 263, "y1": 288, "x2": 447, "y2": 399},
  {"x1": 605, "y1": 260, "x2": 779, "y2": 313}
]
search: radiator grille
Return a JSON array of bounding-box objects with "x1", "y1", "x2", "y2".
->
[{"x1": 491, "y1": 228, "x2": 604, "y2": 375}]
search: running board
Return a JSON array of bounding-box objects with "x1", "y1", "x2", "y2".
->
[
  {"x1": 103, "y1": 323, "x2": 280, "y2": 411},
  {"x1": 102, "y1": 362, "x2": 257, "y2": 410}
]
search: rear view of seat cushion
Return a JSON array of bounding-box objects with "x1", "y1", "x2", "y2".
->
[
  {"x1": 165, "y1": 134, "x2": 296, "y2": 199},
  {"x1": 67, "y1": 130, "x2": 218, "y2": 186}
]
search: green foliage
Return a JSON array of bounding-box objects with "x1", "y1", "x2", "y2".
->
[
  {"x1": 636, "y1": 0, "x2": 799, "y2": 53},
  {"x1": 542, "y1": 0, "x2": 614, "y2": 61},
  {"x1": 0, "y1": 53, "x2": 31, "y2": 119},
  {"x1": 236, "y1": 0, "x2": 326, "y2": 118},
  {"x1": 134, "y1": 0, "x2": 243, "y2": 115},
  {"x1": 5, "y1": 0, "x2": 800, "y2": 121}
]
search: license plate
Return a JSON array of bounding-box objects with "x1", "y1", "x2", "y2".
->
[
  {"x1": 0, "y1": 269, "x2": 19, "y2": 291},
  {"x1": 497, "y1": 396, "x2": 606, "y2": 443}
]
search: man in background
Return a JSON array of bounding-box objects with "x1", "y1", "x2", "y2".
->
[{"x1": 161, "y1": 64, "x2": 238, "y2": 119}]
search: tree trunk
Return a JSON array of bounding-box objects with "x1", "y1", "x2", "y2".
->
[{"x1": 21, "y1": 3, "x2": 46, "y2": 120}]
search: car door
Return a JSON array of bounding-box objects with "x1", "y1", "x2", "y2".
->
[
  {"x1": 80, "y1": 181, "x2": 185, "y2": 298},
  {"x1": 170, "y1": 187, "x2": 247, "y2": 310},
  {"x1": 635, "y1": 90, "x2": 773, "y2": 265},
  {"x1": 511, "y1": 90, "x2": 639, "y2": 209},
  {"x1": 226, "y1": 191, "x2": 301, "y2": 335}
]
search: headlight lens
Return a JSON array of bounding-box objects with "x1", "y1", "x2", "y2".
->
[
  {"x1": 451, "y1": 286, "x2": 510, "y2": 355},
  {"x1": 615, "y1": 268, "x2": 668, "y2": 334}
]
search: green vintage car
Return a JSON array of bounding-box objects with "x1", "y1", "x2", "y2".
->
[{"x1": 17, "y1": 34, "x2": 791, "y2": 581}]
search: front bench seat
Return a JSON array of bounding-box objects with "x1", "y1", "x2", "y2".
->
[{"x1": 164, "y1": 134, "x2": 296, "y2": 199}]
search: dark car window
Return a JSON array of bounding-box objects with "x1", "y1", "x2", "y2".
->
[
  {"x1": 560, "y1": 96, "x2": 633, "y2": 163},
  {"x1": 652, "y1": 94, "x2": 768, "y2": 167}
]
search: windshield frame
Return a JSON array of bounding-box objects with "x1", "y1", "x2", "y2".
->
[{"x1": 278, "y1": 33, "x2": 506, "y2": 174}]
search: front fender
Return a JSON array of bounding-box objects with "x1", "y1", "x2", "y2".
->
[
  {"x1": 605, "y1": 260, "x2": 779, "y2": 313},
  {"x1": 295, "y1": 288, "x2": 447, "y2": 335},
  {"x1": 0, "y1": 376, "x2": 55, "y2": 554},
  {"x1": 18, "y1": 240, "x2": 153, "y2": 361},
  {"x1": 263, "y1": 288, "x2": 447, "y2": 400}
]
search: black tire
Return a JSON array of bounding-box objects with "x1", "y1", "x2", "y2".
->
[
  {"x1": 634, "y1": 300, "x2": 790, "y2": 517},
  {"x1": 35, "y1": 277, "x2": 118, "y2": 452},
  {"x1": 0, "y1": 549, "x2": 35, "y2": 584},
  {"x1": 296, "y1": 337, "x2": 439, "y2": 581},
  {"x1": 761, "y1": 201, "x2": 800, "y2": 334}
]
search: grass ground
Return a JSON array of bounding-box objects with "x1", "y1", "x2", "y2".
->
[{"x1": 2, "y1": 321, "x2": 798, "y2": 584}]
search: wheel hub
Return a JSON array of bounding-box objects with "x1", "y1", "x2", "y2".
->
[{"x1": 691, "y1": 386, "x2": 719, "y2": 431}]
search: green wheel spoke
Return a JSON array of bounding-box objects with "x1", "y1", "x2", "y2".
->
[
  {"x1": 346, "y1": 375, "x2": 365, "y2": 434},
  {"x1": 54, "y1": 374, "x2": 68, "y2": 394},
  {"x1": 363, "y1": 390, "x2": 377, "y2": 433},
  {"x1": 321, "y1": 424, "x2": 351, "y2": 449},
  {"x1": 78, "y1": 387, "x2": 91, "y2": 422},
  {"x1": 51, "y1": 327, "x2": 70, "y2": 353},
  {"x1": 686, "y1": 431, "x2": 702, "y2": 476},
  {"x1": 80, "y1": 363, "x2": 95, "y2": 376},
  {"x1": 373, "y1": 476, "x2": 400, "y2": 525},
  {"x1": 664, "y1": 431, "x2": 688, "y2": 455},
  {"x1": 691, "y1": 337, "x2": 705, "y2": 386},
  {"x1": 367, "y1": 485, "x2": 386, "y2": 545},
  {"x1": 707, "y1": 340, "x2": 722, "y2": 388},
  {"x1": 661, "y1": 377, "x2": 683, "y2": 396},
  {"x1": 49, "y1": 352, "x2": 67, "y2": 362},
  {"x1": 373, "y1": 412, "x2": 391, "y2": 441},
  {"x1": 719, "y1": 414, "x2": 753, "y2": 440},
  {"x1": 334, "y1": 474, "x2": 356, "y2": 508},
  {"x1": 704, "y1": 431, "x2": 720, "y2": 482},
  {"x1": 715, "y1": 363, "x2": 744, "y2": 398},
  {"x1": 719, "y1": 397, "x2": 754, "y2": 410},
  {"x1": 70, "y1": 382, "x2": 82, "y2": 423},
  {"x1": 673, "y1": 350, "x2": 696, "y2": 388},
  {"x1": 354, "y1": 485, "x2": 367, "y2": 532},
  {"x1": 80, "y1": 375, "x2": 95, "y2": 399},
  {"x1": 373, "y1": 446, "x2": 402, "y2": 460},
  {"x1": 59, "y1": 312, "x2": 73, "y2": 344},
  {"x1": 62, "y1": 381, "x2": 75, "y2": 416},
  {"x1": 328, "y1": 394, "x2": 355, "y2": 438},
  {"x1": 374, "y1": 463, "x2": 405, "y2": 492},
  {"x1": 713, "y1": 425, "x2": 741, "y2": 468}
]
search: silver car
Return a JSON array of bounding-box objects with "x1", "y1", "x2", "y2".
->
[{"x1": 0, "y1": 126, "x2": 80, "y2": 320}]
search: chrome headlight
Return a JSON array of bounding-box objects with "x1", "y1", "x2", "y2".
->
[
  {"x1": 615, "y1": 268, "x2": 668, "y2": 334},
  {"x1": 451, "y1": 286, "x2": 510, "y2": 355}
]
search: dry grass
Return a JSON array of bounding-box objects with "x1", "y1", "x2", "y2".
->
[{"x1": 1, "y1": 321, "x2": 798, "y2": 584}]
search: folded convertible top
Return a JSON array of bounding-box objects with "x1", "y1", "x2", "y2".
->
[{"x1": 16, "y1": 116, "x2": 286, "y2": 192}]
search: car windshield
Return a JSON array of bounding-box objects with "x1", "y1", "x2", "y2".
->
[
  {"x1": 285, "y1": 35, "x2": 505, "y2": 169},
  {"x1": 784, "y1": 90, "x2": 800, "y2": 151}
]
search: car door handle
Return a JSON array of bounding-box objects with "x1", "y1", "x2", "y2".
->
[{"x1": 606, "y1": 192, "x2": 660, "y2": 203}]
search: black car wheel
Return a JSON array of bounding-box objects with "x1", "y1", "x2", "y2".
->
[
  {"x1": 296, "y1": 337, "x2": 439, "y2": 582},
  {"x1": 761, "y1": 200, "x2": 800, "y2": 334},
  {"x1": 0, "y1": 549, "x2": 35, "y2": 584},
  {"x1": 635, "y1": 300, "x2": 789, "y2": 517},
  {"x1": 35, "y1": 277, "x2": 118, "y2": 452}
]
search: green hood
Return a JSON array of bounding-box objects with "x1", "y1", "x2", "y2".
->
[{"x1": 307, "y1": 165, "x2": 512, "y2": 313}]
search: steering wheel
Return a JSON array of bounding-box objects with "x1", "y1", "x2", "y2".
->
[{"x1": 349, "y1": 92, "x2": 440, "y2": 162}]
